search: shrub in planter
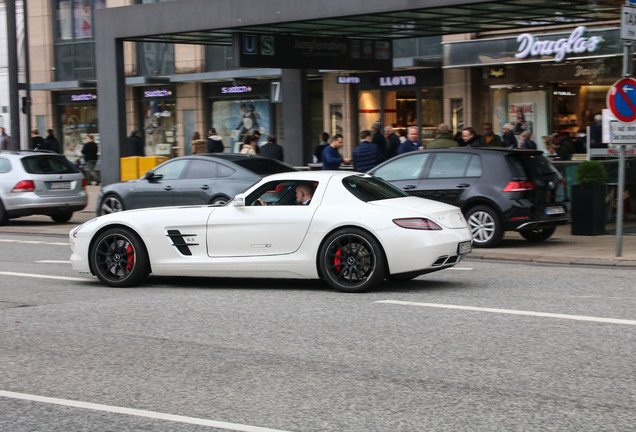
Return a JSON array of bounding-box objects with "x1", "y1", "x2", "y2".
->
[{"x1": 571, "y1": 160, "x2": 607, "y2": 236}]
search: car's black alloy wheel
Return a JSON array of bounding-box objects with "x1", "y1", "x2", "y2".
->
[
  {"x1": 319, "y1": 228, "x2": 386, "y2": 293},
  {"x1": 520, "y1": 226, "x2": 556, "y2": 242},
  {"x1": 90, "y1": 227, "x2": 149, "y2": 287},
  {"x1": 100, "y1": 194, "x2": 125, "y2": 215},
  {"x1": 51, "y1": 212, "x2": 73, "y2": 223},
  {"x1": 0, "y1": 201, "x2": 8, "y2": 225}
]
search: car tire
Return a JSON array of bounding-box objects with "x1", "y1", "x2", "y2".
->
[
  {"x1": 210, "y1": 196, "x2": 229, "y2": 205},
  {"x1": 51, "y1": 212, "x2": 73, "y2": 223},
  {"x1": 520, "y1": 226, "x2": 556, "y2": 242},
  {"x1": 466, "y1": 205, "x2": 503, "y2": 248},
  {"x1": 99, "y1": 194, "x2": 125, "y2": 215},
  {"x1": 90, "y1": 227, "x2": 150, "y2": 287},
  {"x1": 319, "y1": 228, "x2": 386, "y2": 293},
  {"x1": 0, "y1": 200, "x2": 8, "y2": 225}
]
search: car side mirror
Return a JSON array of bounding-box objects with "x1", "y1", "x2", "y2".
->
[
  {"x1": 144, "y1": 170, "x2": 163, "y2": 182},
  {"x1": 233, "y1": 194, "x2": 246, "y2": 207}
]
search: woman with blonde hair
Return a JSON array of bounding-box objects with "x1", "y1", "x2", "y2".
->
[{"x1": 191, "y1": 131, "x2": 207, "y2": 154}]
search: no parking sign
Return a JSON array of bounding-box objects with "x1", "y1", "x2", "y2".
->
[{"x1": 607, "y1": 78, "x2": 636, "y2": 123}]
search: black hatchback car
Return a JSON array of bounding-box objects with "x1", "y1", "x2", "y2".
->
[{"x1": 369, "y1": 148, "x2": 569, "y2": 247}]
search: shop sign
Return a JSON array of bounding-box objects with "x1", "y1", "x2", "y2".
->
[
  {"x1": 515, "y1": 27, "x2": 603, "y2": 62},
  {"x1": 221, "y1": 85, "x2": 253, "y2": 94},
  {"x1": 70, "y1": 93, "x2": 97, "y2": 102},
  {"x1": 336, "y1": 76, "x2": 361, "y2": 84},
  {"x1": 379, "y1": 75, "x2": 417, "y2": 87},
  {"x1": 621, "y1": 5, "x2": 636, "y2": 41},
  {"x1": 143, "y1": 89, "x2": 173, "y2": 98}
]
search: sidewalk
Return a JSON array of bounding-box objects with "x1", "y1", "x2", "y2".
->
[{"x1": 2, "y1": 185, "x2": 636, "y2": 268}]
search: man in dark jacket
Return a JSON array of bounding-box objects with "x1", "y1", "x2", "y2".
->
[
  {"x1": 207, "y1": 128, "x2": 224, "y2": 153},
  {"x1": 82, "y1": 135, "x2": 100, "y2": 185},
  {"x1": 353, "y1": 130, "x2": 381, "y2": 173},
  {"x1": 502, "y1": 123, "x2": 518, "y2": 149},
  {"x1": 31, "y1": 129, "x2": 45, "y2": 150},
  {"x1": 43, "y1": 129, "x2": 60, "y2": 153},
  {"x1": 398, "y1": 126, "x2": 420, "y2": 154},
  {"x1": 260, "y1": 135, "x2": 284, "y2": 161},
  {"x1": 371, "y1": 122, "x2": 387, "y2": 162},
  {"x1": 384, "y1": 126, "x2": 400, "y2": 160},
  {"x1": 128, "y1": 130, "x2": 145, "y2": 156}
]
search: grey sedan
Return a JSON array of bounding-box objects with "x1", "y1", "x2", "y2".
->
[{"x1": 97, "y1": 154, "x2": 296, "y2": 215}]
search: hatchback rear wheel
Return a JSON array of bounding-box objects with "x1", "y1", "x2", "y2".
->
[
  {"x1": 520, "y1": 226, "x2": 556, "y2": 242},
  {"x1": 51, "y1": 212, "x2": 73, "y2": 223},
  {"x1": 466, "y1": 205, "x2": 503, "y2": 248},
  {"x1": 0, "y1": 201, "x2": 8, "y2": 225}
]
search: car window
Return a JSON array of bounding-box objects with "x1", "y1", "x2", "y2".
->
[
  {"x1": 465, "y1": 155, "x2": 483, "y2": 177},
  {"x1": 154, "y1": 159, "x2": 188, "y2": 180},
  {"x1": 509, "y1": 153, "x2": 559, "y2": 185},
  {"x1": 246, "y1": 180, "x2": 314, "y2": 206},
  {"x1": 373, "y1": 153, "x2": 430, "y2": 181},
  {"x1": 0, "y1": 158, "x2": 10, "y2": 173},
  {"x1": 217, "y1": 164, "x2": 235, "y2": 178},
  {"x1": 427, "y1": 153, "x2": 475, "y2": 178},
  {"x1": 21, "y1": 155, "x2": 80, "y2": 174},
  {"x1": 343, "y1": 175, "x2": 407, "y2": 202},
  {"x1": 185, "y1": 159, "x2": 217, "y2": 179}
]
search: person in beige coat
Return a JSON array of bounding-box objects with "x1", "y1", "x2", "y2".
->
[{"x1": 191, "y1": 131, "x2": 207, "y2": 154}]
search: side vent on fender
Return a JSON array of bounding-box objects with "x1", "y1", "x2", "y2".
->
[{"x1": 166, "y1": 229, "x2": 198, "y2": 256}]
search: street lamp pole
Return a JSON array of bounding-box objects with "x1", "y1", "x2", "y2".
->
[{"x1": 6, "y1": 0, "x2": 21, "y2": 150}]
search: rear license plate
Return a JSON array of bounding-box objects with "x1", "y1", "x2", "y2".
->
[
  {"x1": 457, "y1": 241, "x2": 472, "y2": 255},
  {"x1": 545, "y1": 206, "x2": 565, "y2": 215},
  {"x1": 48, "y1": 181, "x2": 71, "y2": 190}
]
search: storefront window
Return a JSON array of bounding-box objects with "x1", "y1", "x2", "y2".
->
[
  {"x1": 211, "y1": 100, "x2": 271, "y2": 153},
  {"x1": 58, "y1": 91, "x2": 99, "y2": 160},
  {"x1": 358, "y1": 90, "x2": 381, "y2": 132},
  {"x1": 56, "y1": 0, "x2": 105, "y2": 41},
  {"x1": 139, "y1": 88, "x2": 177, "y2": 156},
  {"x1": 420, "y1": 87, "x2": 443, "y2": 142},
  {"x1": 329, "y1": 104, "x2": 343, "y2": 137}
]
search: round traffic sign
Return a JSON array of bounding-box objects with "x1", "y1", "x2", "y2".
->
[{"x1": 607, "y1": 78, "x2": 636, "y2": 123}]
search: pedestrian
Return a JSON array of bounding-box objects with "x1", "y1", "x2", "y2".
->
[
  {"x1": 31, "y1": 129, "x2": 45, "y2": 150},
  {"x1": 481, "y1": 123, "x2": 503, "y2": 146},
  {"x1": 353, "y1": 130, "x2": 381, "y2": 172},
  {"x1": 589, "y1": 114, "x2": 604, "y2": 148},
  {"x1": 371, "y1": 121, "x2": 387, "y2": 162},
  {"x1": 502, "y1": 123, "x2": 518, "y2": 149},
  {"x1": 384, "y1": 126, "x2": 400, "y2": 160},
  {"x1": 397, "y1": 126, "x2": 420, "y2": 154},
  {"x1": 427, "y1": 123, "x2": 458, "y2": 149},
  {"x1": 1, "y1": 127, "x2": 11, "y2": 150},
  {"x1": 460, "y1": 127, "x2": 483, "y2": 147},
  {"x1": 313, "y1": 132, "x2": 329, "y2": 163},
  {"x1": 555, "y1": 131, "x2": 575, "y2": 160},
  {"x1": 397, "y1": 128, "x2": 407, "y2": 143},
  {"x1": 128, "y1": 130, "x2": 145, "y2": 156},
  {"x1": 251, "y1": 130, "x2": 262, "y2": 154},
  {"x1": 519, "y1": 130, "x2": 537, "y2": 149},
  {"x1": 190, "y1": 131, "x2": 207, "y2": 154},
  {"x1": 43, "y1": 129, "x2": 60, "y2": 153},
  {"x1": 206, "y1": 128, "x2": 224, "y2": 153},
  {"x1": 322, "y1": 133, "x2": 351, "y2": 170},
  {"x1": 260, "y1": 135, "x2": 284, "y2": 161},
  {"x1": 239, "y1": 134, "x2": 258, "y2": 155},
  {"x1": 81, "y1": 135, "x2": 100, "y2": 185}
]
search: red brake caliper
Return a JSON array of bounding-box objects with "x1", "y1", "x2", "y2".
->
[
  {"x1": 334, "y1": 248, "x2": 341, "y2": 273},
  {"x1": 126, "y1": 244, "x2": 135, "y2": 270}
]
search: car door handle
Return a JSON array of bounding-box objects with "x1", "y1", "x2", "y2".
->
[
  {"x1": 200, "y1": 185, "x2": 210, "y2": 190},
  {"x1": 456, "y1": 183, "x2": 470, "y2": 188},
  {"x1": 164, "y1": 186, "x2": 173, "y2": 191},
  {"x1": 402, "y1": 185, "x2": 417, "y2": 190}
]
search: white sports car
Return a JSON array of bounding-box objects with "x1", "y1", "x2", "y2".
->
[{"x1": 70, "y1": 172, "x2": 472, "y2": 293}]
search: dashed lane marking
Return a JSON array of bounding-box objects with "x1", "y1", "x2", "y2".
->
[
  {"x1": 0, "y1": 390, "x2": 294, "y2": 432},
  {"x1": 375, "y1": 300, "x2": 636, "y2": 326},
  {"x1": 0, "y1": 271, "x2": 87, "y2": 282},
  {"x1": 36, "y1": 260, "x2": 71, "y2": 264}
]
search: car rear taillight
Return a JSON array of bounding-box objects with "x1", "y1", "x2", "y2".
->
[
  {"x1": 82, "y1": 178, "x2": 87, "y2": 189},
  {"x1": 503, "y1": 181, "x2": 536, "y2": 192},
  {"x1": 393, "y1": 218, "x2": 442, "y2": 230},
  {"x1": 12, "y1": 180, "x2": 35, "y2": 192}
]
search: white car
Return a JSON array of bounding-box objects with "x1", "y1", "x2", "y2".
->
[{"x1": 70, "y1": 172, "x2": 472, "y2": 293}]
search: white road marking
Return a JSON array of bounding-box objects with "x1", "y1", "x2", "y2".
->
[
  {"x1": 0, "y1": 239, "x2": 68, "y2": 246},
  {"x1": 0, "y1": 390, "x2": 293, "y2": 432},
  {"x1": 0, "y1": 271, "x2": 87, "y2": 282},
  {"x1": 449, "y1": 267, "x2": 473, "y2": 271},
  {"x1": 36, "y1": 260, "x2": 71, "y2": 264},
  {"x1": 376, "y1": 300, "x2": 636, "y2": 326}
]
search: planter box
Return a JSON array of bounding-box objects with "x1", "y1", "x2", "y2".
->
[{"x1": 570, "y1": 184, "x2": 605, "y2": 236}]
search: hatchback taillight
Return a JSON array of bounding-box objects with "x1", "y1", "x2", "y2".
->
[
  {"x1": 12, "y1": 180, "x2": 35, "y2": 192},
  {"x1": 503, "y1": 181, "x2": 536, "y2": 192},
  {"x1": 393, "y1": 218, "x2": 442, "y2": 230},
  {"x1": 82, "y1": 178, "x2": 87, "y2": 189}
]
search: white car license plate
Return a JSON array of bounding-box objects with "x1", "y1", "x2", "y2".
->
[
  {"x1": 49, "y1": 181, "x2": 71, "y2": 190},
  {"x1": 457, "y1": 241, "x2": 472, "y2": 255},
  {"x1": 545, "y1": 206, "x2": 565, "y2": 215}
]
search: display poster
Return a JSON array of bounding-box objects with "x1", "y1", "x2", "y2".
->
[
  {"x1": 142, "y1": 100, "x2": 176, "y2": 156},
  {"x1": 211, "y1": 100, "x2": 270, "y2": 153},
  {"x1": 507, "y1": 91, "x2": 548, "y2": 151},
  {"x1": 61, "y1": 105, "x2": 98, "y2": 160}
]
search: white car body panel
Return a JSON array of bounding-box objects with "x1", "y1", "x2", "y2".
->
[{"x1": 70, "y1": 171, "x2": 472, "y2": 285}]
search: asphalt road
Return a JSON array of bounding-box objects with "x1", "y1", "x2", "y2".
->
[{"x1": 0, "y1": 232, "x2": 635, "y2": 431}]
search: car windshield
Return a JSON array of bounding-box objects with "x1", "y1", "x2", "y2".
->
[
  {"x1": 234, "y1": 158, "x2": 296, "y2": 175},
  {"x1": 343, "y1": 175, "x2": 408, "y2": 202},
  {"x1": 21, "y1": 155, "x2": 80, "y2": 174}
]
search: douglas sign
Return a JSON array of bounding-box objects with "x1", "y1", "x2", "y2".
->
[{"x1": 515, "y1": 26, "x2": 603, "y2": 62}]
